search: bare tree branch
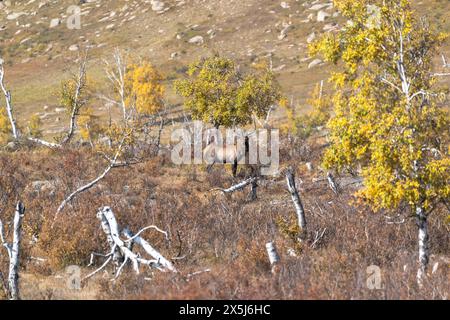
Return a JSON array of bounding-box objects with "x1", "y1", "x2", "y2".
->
[
  {"x1": 211, "y1": 177, "x2": 257, "y2": 194},
  {"x1": 53, "y1": 135, "x2": 127, "y2": 223}
]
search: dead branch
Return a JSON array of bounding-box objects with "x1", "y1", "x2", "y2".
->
[
  {"x1": 123, "y1": 227, "x2": 177, "y2": 273},
  {"x1": 53, "y1": 136, "x2": 126, "y2": 223},
  {"x1": 311, "y1": 228, "x2": 327, "y2": 249},
  {"x1": 186, "y1": 269, "x2": 211, "y2": 281},
  {"x1": 1, "y1": 51, "x2": 89, "y2": 149},
  {"x1": 211, "y1": 177, "x2": 258, "y2": 194},
  {"x1": 27, "y1": 137, "x2": 61, "y2": 149},
  {"x1": 327, "y1": 172, "x2": 340, "y2": 195}
]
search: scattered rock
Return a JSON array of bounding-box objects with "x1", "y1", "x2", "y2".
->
[
  {"x1": 49, "y1": 18, "x2": 60, "y2": 28},
  {"x1": 278, "y1": 22, "x2": 292, "y2": 40},
  {"x1": 317, "y1": 10, "x2": 331, "y2": 22},
  {"x1": 273, "y1": 64, "x2": 286, "y2": 72},
  {"x1": 44, "y1": 43, "x2": 53, "y2": 53},
  {"x1": 280, "y1": 2, "x2": 290, "y2": 9},
  {"x1": 307, "y1": 32, "x2": 316, "y2": 43},
  {"x1": 7, "y1": 12, "x2": 26, "y2": 20},
  {"x1": 5, "y1": 141, "x2": 18, "y2": 151},
  {"x1": 308, "y1": 59, "x2": 323, "y2": 69},
  {"x1": 309, "y1": 3, "x2": 333, "y2": 11},
  {"x1": 188, "y1": 35, "x2": 204, "y2": 45},
  {"x1": 151, "y1": 0, "x2": 165, "y2": 12},
  {"x1": 323, "y1": 23, "x2": 339, "y2": 32},
  {"x1": 207, "y1": 29, "x2": 216, "y2": 39},
  {"x1": 301, "y1": 13, "x2": 314, "y2": 23},
  {"x1": 68, "y1": 44, "x2": 79, "y2": 51}
]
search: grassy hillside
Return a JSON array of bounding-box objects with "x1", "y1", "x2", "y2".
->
[{"x1": 1, "y1": 0, "x2": 449, "y2": 134}]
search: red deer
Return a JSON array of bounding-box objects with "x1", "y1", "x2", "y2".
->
[{"x1": 203, "y1": 133, "x2": 251, "y2": 177}]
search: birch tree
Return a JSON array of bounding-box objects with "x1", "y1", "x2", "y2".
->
[
  {"x1": 0, "y1": 52, "x2": 89, "y2": 148},
  {"x1": 102, "y1": 50, "x2": 166, "y2": 151},
  {"x1": 0, "y1": 60, "x2": 19, "y2": 140},
  {"x1": 59, "y1": 50, "x2": 89, "y2": 145},
  {"x1": 311, "y1": 0, "x2": 449, "y2": 286}
]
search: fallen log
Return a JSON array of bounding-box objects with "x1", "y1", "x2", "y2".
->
[
  {"x1": 84, "y1": 206, "x2": 176, "y2": 281},
  {"x1": 211, "y1": 177, "x2": 257, "y2": 194}
]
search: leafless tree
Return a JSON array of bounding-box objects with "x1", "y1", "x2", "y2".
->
[
  {"x1": 0, "y1": 60, "x2": 19, "y2": 139},
  {"x1": 61, "y1": 49, "x2": 89, "y2": 145}
]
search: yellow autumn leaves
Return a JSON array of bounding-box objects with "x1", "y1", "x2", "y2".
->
[
  {"x1": 312, "y1": 0, "x2": 449, "y2": 214},
  {"x1": 124, "y1": 61, "x2": 165, "y2": 116}
]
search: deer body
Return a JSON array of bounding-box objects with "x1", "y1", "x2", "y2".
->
[{"x1": 203, "y1": 136, "x2": 249, "y2": 176}]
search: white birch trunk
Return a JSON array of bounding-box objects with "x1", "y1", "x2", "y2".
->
[
  {"x1": 0, "y1": 63, "x2": 19, "y2": 139},
  {"x1": 98, "y1": 207, "x2": 140, "y2": 275},
  {"x1": 416, "y1": 206, "x2": 429, "y2": 287},
  {"x1": 0, "y1": 202, "x2": 25, "y2": 300},
  {"x1": 85, "y1": 207, "x2": 175, "y2": 280},
  {"x1": 266, "y1": 242, "x2": 280, "y2": 274},
  {"x1": 123, "y1": 228, "x2": 177, "y2": 272},
  {"x1": 214, "y1": 177, "x2": 257, "y2": 194},
  {"x1": 8, "y1": 202, "x2": 25, "y2": 300},
  {"x1": 286, "y1": 168, "x2": 307, "y2": 232}
]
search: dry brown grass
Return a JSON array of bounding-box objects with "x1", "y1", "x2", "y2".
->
[{"x1": 0, "y1": 136, "x2": 448, "y2": 300}]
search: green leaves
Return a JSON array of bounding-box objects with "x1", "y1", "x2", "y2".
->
[{"x1": 175, "y1": 55, "x2": 281, "y2": 128}]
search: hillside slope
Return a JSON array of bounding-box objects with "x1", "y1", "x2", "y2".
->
[{"x1": 1, "y1": 0, "x2": 449, "y2": 135}]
